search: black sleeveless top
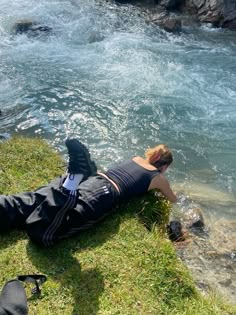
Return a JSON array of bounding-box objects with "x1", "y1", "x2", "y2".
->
[{"x1": 105, "y1": 159, "x2": 160, "y2": 200}]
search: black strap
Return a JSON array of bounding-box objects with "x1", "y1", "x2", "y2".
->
[{"x1": 17, "y1": 275, "x2": 47, "y2": 295}]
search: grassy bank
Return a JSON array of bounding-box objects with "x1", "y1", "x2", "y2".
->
[{"x1": 0, "y1": 137, "x2": 235, "y2": 314}]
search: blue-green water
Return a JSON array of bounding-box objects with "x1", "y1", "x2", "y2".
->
[{"x1": 0, "y1": 0, "x2": 236, "y2": 220}]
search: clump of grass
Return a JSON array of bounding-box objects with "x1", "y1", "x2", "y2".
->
[
  {"x1": 0, "y1": 136, "x2": 235, "y2": 315},
  {"x1": 136, "y1": 191, "x2": 171, "y2": 232},
  {"x1": 0, "y1": 136, "x2": 64, "y2": 194}
]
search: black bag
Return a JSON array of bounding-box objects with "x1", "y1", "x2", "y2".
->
[{"x1": 0, "y1": 275, "x2": 47, "y2": 315}]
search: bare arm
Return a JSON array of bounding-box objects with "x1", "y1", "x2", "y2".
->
[{"x1": 149, "y1": 175, "x2": 177, "y2": 203}]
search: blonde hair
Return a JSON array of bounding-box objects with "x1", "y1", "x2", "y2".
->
[{"x1": 144, "y1": 144, "x2": 173, "y2": 168}]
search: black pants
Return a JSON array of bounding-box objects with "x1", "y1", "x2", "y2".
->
[{"x1": 0, "y1": 175, "x2": 119, "y2": 247}]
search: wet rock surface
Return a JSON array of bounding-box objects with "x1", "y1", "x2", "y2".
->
[
  {"x1": 167, "y1": 220, "x2": 185, "y2": 241},
  {"x1": 114, "y1": 0, "x2": 236, "y2": 30},
  {"x1": 167, "y1": 191, "x2": 236, "y2": 304},
  {"x1": 177, "y1": 225, "x2": 236, "y2": 304},
  {"x1": 13, "y1": 20, "x2": 52, "y2": 37},
  {"x1": 171, "y1": 215, "x2": 236, "y2": 303},
  {"x1": 149, "y1": 11, "x2": 182, "y2": 32},
  {"x1": 185, "y1": 0, "x2": 236, "y2": 29}
]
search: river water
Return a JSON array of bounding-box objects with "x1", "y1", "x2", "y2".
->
[{"x1": 0, "y1": 0, "x2": 235, "y2": 303}]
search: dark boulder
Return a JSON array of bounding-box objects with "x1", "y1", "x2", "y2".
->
[
  {"x1": 154, "y1": 0, "x2": 184, "y2": 10},
  {"x1": 115, "y1": 0, "x2": 236, "y2": 30},
  {"x1": 150, "y1": 11, "x2": 182, "y2": 31},
  {"x1": 167, "y1": 220, "x2": 185, "y2": 241},
  {"x1": 185, "y1": 207, "x2": 205, "y2": 230},
  {"x1": 184, "y1": 0, "x2": 236, "y2": 29},
  {"x1": 13, "y1": 20, "x2": 52, "y2": 37}
]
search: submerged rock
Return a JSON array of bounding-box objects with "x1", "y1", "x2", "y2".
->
[
  {"x1": 167, "y1": 207, "x2": 205, "y2": 242},
  {"x1": 170, "y1": 191, "x2": 206, "y2": 232},
  {"x1": 185, "y1": 207, "x2": 205, "y2": 229},
  {"x1": 167, "y1": 220, "x2": 185, "y2": 241},
  {"x1": 13, "y1": 20, "x2": 52, "y2": 37},
  {"x1": 174, "y1": 182, "x2": 236, "y2": 207},
  {"x1": 210, "y1": 219, "x2": 236, "y2": 254},
  {"x1": 177, "y1": 219, "x2": 236, "y2": 304}
]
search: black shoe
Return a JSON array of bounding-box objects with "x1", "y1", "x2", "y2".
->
[{"x1": 65, "y1": 138, "x2": 97, "y2": 179}]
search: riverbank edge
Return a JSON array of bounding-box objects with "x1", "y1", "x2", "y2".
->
[
  {"x1": 0, "y1": 136, "x2": 235, "y2": 314},
  {"x1": 113, "y1": 0, "x2": 236, "y2": 31}
]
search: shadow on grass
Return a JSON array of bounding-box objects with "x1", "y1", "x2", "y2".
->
[
  {"x1": 26, "y1": 209, "x2": 133, "y2": 315},
  {"x1": 26, "y1": 241, "x2": 104, "y2": 315},
  {"x1": 0, "y1": 229, "x2": 28, "y2": 251}
]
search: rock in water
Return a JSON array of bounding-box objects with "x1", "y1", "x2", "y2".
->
[
  {"x1": 13, "y1": 20, "x2": 34, "y2": 34},
  {"x1": 13, "y1": 20, "x2": 52, "y2": 37},
  {"x1": 150, "y1": 11, "x2": 182, "y2": 32},
  {"x1": 167, "y1": 220, "x2": 185, "y2": 241},
  {"x1": 185, "y1": 207, "x2": 205, "y2": 229}
]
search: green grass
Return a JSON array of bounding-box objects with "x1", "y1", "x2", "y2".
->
[{"x1": 0, "y1": 136, "x2": 235, "y2": 314}]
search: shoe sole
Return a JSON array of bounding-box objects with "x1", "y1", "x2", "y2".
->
[{"x1": 65, "y1": 138, "x2": 97, "y2": 175}]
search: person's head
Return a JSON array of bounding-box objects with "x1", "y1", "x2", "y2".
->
[{"x1": 144, "y1": 144, "x2": 173, "y2": 173}]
